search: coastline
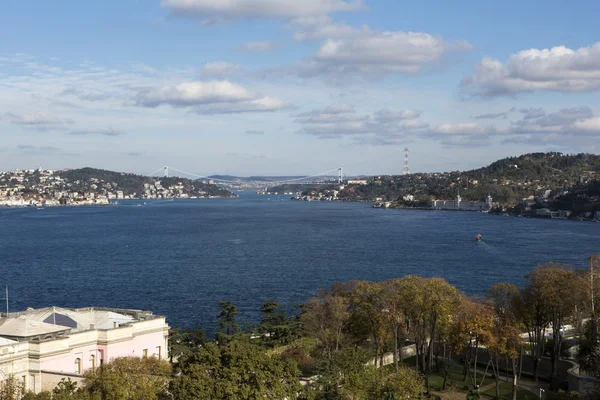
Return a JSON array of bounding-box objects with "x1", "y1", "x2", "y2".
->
[
  {"x1": 291, "y1": 196, "x2": 600, "y2": 223},
  {"x1": 0, "y1": 195, "x2": 238, "y2": 208}
]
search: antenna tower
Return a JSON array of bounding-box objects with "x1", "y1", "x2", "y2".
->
[{"x1": 403, "y1": 148, "x2": 410, "y2": 175}]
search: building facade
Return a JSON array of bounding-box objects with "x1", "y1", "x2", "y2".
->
[
  {"x1": 431, "y1": 194, "x2": 493, "y2": 211},
  {"x1": 0, "y1": 307, "x2": 169, "y2": 393}
]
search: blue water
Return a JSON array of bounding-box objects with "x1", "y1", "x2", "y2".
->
[{"x1": 1, "y1": 193, "x2": 599, "y2": 334}]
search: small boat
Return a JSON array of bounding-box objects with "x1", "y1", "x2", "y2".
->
[
  {"x1": 37, "y1": 207, "x2": 44, "y2": 210},
  {"x1": 476, "y1": 234, "x2": 483, "y2": 241}
]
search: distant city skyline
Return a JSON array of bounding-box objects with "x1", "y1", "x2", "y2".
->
[{"x1": 2, "y1": 0, "x2": 600, "y2": 176}]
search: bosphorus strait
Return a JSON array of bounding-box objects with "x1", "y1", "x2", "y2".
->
[{"x1": 2, "y1": 193, "x2": 598, "y2": 333}]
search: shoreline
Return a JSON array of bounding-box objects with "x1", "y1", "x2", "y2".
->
[
  {"x1": 291, "y1": 197, "x2": 599, "y2": 223},
  {"x1": 0, "y1": 196, "x2": 238, "y2": 208}
]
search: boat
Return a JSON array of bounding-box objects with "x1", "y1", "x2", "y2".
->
[{"x1": 476, "y1": 234, "x2": 483, "y2": 241}]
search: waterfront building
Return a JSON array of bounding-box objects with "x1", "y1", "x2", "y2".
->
[
  {"x1": 431, "y1": 194, "x2": 493, "y2": 212},
  {"x1": 0, "y1": 306, "x2": 169, "y2": 393},
  {"x1": 347, "y1": 179, "x2": 369, "y2": 185}
]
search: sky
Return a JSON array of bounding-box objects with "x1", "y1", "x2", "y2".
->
[{"x1": 1, "y1": 0, "x2": 600, "y2": 177}]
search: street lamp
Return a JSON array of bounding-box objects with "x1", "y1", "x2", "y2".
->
[{"x1": 539, "y1": 388, "x2": 545, "y2": 399}]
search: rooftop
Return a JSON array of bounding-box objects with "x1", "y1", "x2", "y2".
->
[
  {"x1": 0, "y1": 306, "x2": 159, "y2": 339},
  {"x1": 0, "y1": 318, "x2": 70, "y2": 338}
]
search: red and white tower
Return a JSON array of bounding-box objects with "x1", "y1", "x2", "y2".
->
[{"x1": 403, "y1": 148, "x2": 410, "y2": 175}]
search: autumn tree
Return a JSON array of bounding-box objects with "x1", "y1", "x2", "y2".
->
[
  {"x1": 397, "y1": 276, "x2": 459, "y2": 395},
  {"x1": 450, "y1": 296, "x2": 495, "y2": 392},
  {"x1": 372, "y1": 367, "x2": 425, "y2": 400},
  {"x1": 380, "y1": 278, "x2": 408, "y2": 372},
  {"x1": 302, "y1": 289, "x2": 350, "y2": 359},
  {"x1": 488, "y1": 282, "x2": 523, "y2": 400},
  {"x1": 525, "y1": 263, "x2": 589, "y2": 389},
  {"x1": 348, "y1": 281, "x2": 388, "y2": 369}
]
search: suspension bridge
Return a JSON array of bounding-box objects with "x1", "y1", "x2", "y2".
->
[{"x1": 144, "y1": 166, "x2": 350, "y2": 186}]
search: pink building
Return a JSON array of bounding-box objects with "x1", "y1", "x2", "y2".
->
[{"x1": 0, "y1": 306, "x2": 169, "y2": 393}]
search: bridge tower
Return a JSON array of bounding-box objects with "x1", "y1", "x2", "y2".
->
[
  {"x1": 404, "y1": 148, "x2": 410, "y2": 175},
  {"x1": 338, "y1": 167, "x2": 343, "y2": 184},
  {"x1": 164, "y1": 166, "x2": 169, "y2": 178}
]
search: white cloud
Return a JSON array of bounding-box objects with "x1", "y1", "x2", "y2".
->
[
  {"x1": 462, "y1": 42, "x2": 600, "y2": 97},
  {"x1": 60, "y1": 87, "x2": 113, "y2": 102},
  {"x1": 193, "y1": 96, "x2": 291, "y2": 114},
  {"x1": 295, "y1": 105, "x2": 427, "y2": 144},
  {"x1": 161, "y1": 0, "x2": 364, "y2": 19},
  {"x1": 472, "y1": 111, "x2": 509, "y2": 120},
  {"x1": 509, "y1": 106, "x2": 597, "y2": 135},
  {"x1": 517, "y1": 107, "x2": 546, "y2": 120},
  {"x1": 236, "y1": 41, "x2": 277, "y2": 52},
  {"x1": 201, "y1": 61, "x2": 242, "y2": 78},
  {"x1": 70, "y1": 127, "x2": 125, "y2": 136},
  {"x1": 401, "y1": 120, "x2": 429, "y2": 130},
  {"x1": 290, "y1": 16, "x2": 368, "y2": 41},
  {"x1": 134, "y1": 81, "x2": 256, "y2": 107},
  {"x1": 298, "y1": 31, "x2": 472, "y2": 80},
  {"x1": 4, "y1": 112, "x2": 74, "y2": 131},
  {"x1": 374, "y1": 108, "x2": 422, "y2": 123}
]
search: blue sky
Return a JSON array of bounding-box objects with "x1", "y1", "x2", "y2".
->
[{"x1": 1, "y1": 0, "x2": 600, "y2": 176}]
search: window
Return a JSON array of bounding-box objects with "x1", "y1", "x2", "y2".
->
[
  {"x1": 75, "y1": 358, "x2": 82, "y2": 374},
  {"x1": 90, "y1": 354, "x2": 96, "y2": 370},
  {"x1": 156, "y1": 346, "x2": 161, "y2": 360},
  {"x1": 142, "y1": 349, "x2": 148, "y2": 358}
]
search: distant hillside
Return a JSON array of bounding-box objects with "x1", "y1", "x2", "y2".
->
[
  {"x1": 304, "y1": 152, "x2": 600, "y2": 207},
  {"x1": 465, "y1": 152, "x2": 600, "y2": 184},
  {"x1": 60, "y1": 168, "x2": 235, "y2": 198},
  {"x1": 267, "y1": 183, "x2": 333, "y2": 194},
  {"x1": 208, "y1": 175, "x2": 315, "y2": 183}
]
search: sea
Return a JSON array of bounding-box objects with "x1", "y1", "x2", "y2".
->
[{"x1": 1, "y1": 193, "x2": 599, "y2": 335}]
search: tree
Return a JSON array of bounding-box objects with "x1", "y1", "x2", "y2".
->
[
  {"x1": 82, "y1": 356, "x2": 171, "y2": 400},
  {"x1": 348, "y1": 281, "x2": 388, "y2": 370},
  {"x1": 525, "y1": 264, "x2": 589, "y2": 389},
  {"x1": 380, "y1": 279, "x2": 408, "y2": 372},
  {"x1": 217, "y1": 300, "x2": 240, "y2": 341},
  {"x1": 450, "y1": 297, "x2": 495, "y2": 393},
  {"x1": 0, "y1": 376, "x2": 23, "y2": 400},
  {"x1": 168, "y1": 328, "x2": 207, "y2": 364},
  {"x1": 259, "y1": 301, "x2": 291, "y2": 345},
  {"x1": 371, "y1": 367, "x2": 424, "y2": 400},
  {"x1": 171, "y1": 339, "x2": 301, "y2": 400},
  {"x1": 397, "y1": 276, "x2": 459, "y2": 395},
  {"x1": 310, "y1": 346, "x2": 375, "y2": 400},
  {"x1": 488, "y1": 283, "x2": 523, "y2": 400},
  {"x1": 302, "y1": 290, "x2": 350, "y2": 359}
]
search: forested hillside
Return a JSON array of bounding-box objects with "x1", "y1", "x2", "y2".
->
[
  {"x1": 303, "y1": 153, "x2": 600, "y2": 207},
  {"x1": 59, "y1": 167, "x2": 235, "y2": 197}
]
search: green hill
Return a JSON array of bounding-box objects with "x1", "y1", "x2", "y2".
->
[
  {"x1": 308, "y1": 153, "x2": 600, "y2": 207},
  {"x1": 58, "y1": 167, "x2": 235, "y2": 198}
]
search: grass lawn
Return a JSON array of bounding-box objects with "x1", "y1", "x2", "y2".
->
[
  {"x1": 481, "y1": 382, "x2": 539, "y2": 400},
  {"x1": 428, "y1": 363, "x2": 495, "y2": 392}
]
